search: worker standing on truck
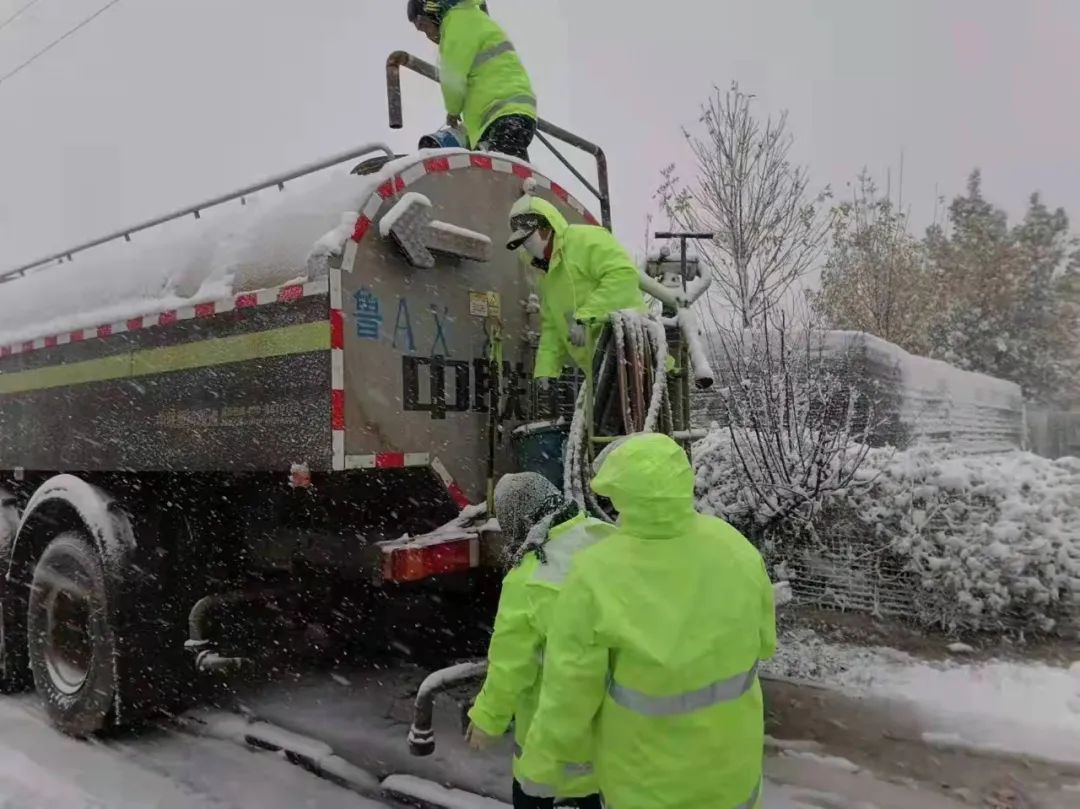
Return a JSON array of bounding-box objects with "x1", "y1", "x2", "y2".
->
[
  {"x1": 505, "y1": 191, "x2": 646, "y2": 381},
  {"x1": 407, "y1": 0, "x2": 537, "y2": 161},
  {"x1": 517, "y1": 433, "x2": 777, "y2": 809},
  {"x1": 463, "y1": 472, "x2": 610, "y2": 809}
]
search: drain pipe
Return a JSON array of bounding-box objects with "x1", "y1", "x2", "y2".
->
[
  {"x1": 408, "y1": 660, "x2": 488, "y2": 756},
  {"x1": 185, "y1": 587, "x2": 287, "y2": 672}
]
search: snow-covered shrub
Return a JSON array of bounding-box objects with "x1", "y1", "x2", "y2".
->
[
  {"x1": 843, "y1": 446, "x2": 1080, "y2": 632},
  {"x1": 696, "y1": 434, "x2": 1080, "y2": 633}
]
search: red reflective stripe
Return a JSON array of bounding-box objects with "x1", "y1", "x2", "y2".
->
[
  {"x1": 470, "y1": 154, "x2": 493, "y2": 170},
  {"x1": 377, "y1": 179, "x2": 395, "y2": 199},
  {"x1": 550, "y1": 182, "x2": 569, "y2": 202},
  {"x1": 584, "y1": 210, "x2": 599, "y2": 225},
  {"x1": 278, "y1": 284, "x2": 304, "y2": 303},
  {"x1": 158, "y1": 310, "x2": 178, "y2": 326},
  {"x1": 424, "y1": 156, "x2": 451, "y2": 173},
  {"x1": 394, "y1": 175, "x2": 406, "y2": 193},
  {"x1": 0, "y1": 346, "x2": 9, "y2": 358},
  {"x1": 375, "y1": 452, "x2": 405, "y2": 468},
  {"x1": 446, "y1": 480, "x2": 470, "y2": 508},
  {"x1": 195, "y1": 302, "x2": 216, "y2": 318},
  {"x1": 97, "y1": 325, "x2": 112, "y2": 338},
  {"x1": 21, "y1": 341, "x2": 33, "y2": 353},
  {"x1": 352, "y1": 215, "x2": 372, "y2": 242},
  {"x1": 330, "y1": 309, "x2": 344, "y2": 350},
  {"x1": 235, "y1": 293, "x2": 257, "y2": 309},
  {"x1": 127, "y1": 317, "x2": 144, "y2": 331},
  {"x1": 512, "y1": 163, "x2": 532, "y2": 180},
  {"x1": 44, "y1": 335, "x2": 57, "y2": 348},
  {"x1": 70, "y1": 330, "x2": 84, "y2": 343},
  {"x1": 331, "y1": 389, "x2": 345, "y2": 430}
]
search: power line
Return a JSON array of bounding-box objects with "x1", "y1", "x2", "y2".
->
[
  {"x1": 0, "y1": 0, "x2": 41, "y2": 35},
  {"x1": 0, "y1": 0, "x2": 122, "y2": 88}
]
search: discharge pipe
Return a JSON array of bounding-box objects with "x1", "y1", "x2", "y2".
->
[
  {"x1": 185, "y1": 586, "x2": 289, "y2": 672},
  {"x1": 408, "y1": 660, "x2": 488, "y2": 756}
]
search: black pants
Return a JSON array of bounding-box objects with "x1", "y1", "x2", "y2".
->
[
  {"x1": 512, "y1": 779, "x2": 603, "y2": 809},
  {"x1": 478, "y1": 114, "x2": 536, "y2": 161}
]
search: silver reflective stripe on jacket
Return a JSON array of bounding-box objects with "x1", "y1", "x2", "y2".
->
[
  {"x1": 474, "y1": 40, "x2": 516, "y2": 69},
  {"x1": 513, "y1": 746, "x2": 593, "y2": 778},
  {"x1": 532, "y1": 522, "x2": 610, "y2": 585},
  {"x1": 608, "y1": 660, "x2": 759, "y2": 716},
  {"x1": 480, "y1": 93, "x2": 537, "y2": 133},
  {"x1": 563, "y1": 761, "x2": 594, "y2": 778},
  {"x1": 519, "y1": 779, "x2": 556, "y2": 798},
  {"x1": 606, "y1": 780, "x2": 760, "y2": 809}
]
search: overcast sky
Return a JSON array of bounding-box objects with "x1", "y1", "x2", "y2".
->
[{"x1": 1, "y1": 0, "x2": 1078, "y2": 274}]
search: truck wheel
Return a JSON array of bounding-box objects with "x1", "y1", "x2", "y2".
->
[{"x1": 27, "y1": 532, "x2": 116, "y2": 736}]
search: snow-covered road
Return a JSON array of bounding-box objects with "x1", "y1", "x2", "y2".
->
[
  {"x1": 0, "y1": 695, "x2": 389, "y2": 809},
  {"x1": 4, "y1": 643, "x2": 1079, "y2": 809}
]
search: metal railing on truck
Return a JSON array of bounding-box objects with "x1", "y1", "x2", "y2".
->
[{"x1": 385, "y1": 50, "x2": 613, "y2": 231}]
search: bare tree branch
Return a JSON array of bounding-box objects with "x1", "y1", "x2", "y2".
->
[{"x1": 658, "y1": 84, "x2": 832, "y2": 328}]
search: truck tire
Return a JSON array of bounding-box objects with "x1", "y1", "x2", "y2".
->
[{"x1": 27, "y1": 532, "x2": 116, "y2": 736}]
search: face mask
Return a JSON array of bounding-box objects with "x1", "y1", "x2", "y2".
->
[{"x1": 522, "y1": 230, "x2": 549, "y2": 260}]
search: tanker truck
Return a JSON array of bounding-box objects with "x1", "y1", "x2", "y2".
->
[{"x1": 0, "y1": 52, "x2": 708, "y2": 736}]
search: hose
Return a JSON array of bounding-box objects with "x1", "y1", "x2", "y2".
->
[{"x1": 563, "y1": 311, "x2": 674, "y2": 521}]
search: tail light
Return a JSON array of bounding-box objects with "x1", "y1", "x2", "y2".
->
[{"x1": 381, "y1": 535, "x2": 480, "y2": 583}]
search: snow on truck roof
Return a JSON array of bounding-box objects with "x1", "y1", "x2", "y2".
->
[{"x1": 0, "y1": 148, "x2": 556, "y2": 349}]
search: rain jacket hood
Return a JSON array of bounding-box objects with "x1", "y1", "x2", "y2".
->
[
  {"x1": 494, "y1": 472, "x2": 578, "y2": 564},
  {"x1": 591, "y1": 432, "x2": 697, "y2": 538}
]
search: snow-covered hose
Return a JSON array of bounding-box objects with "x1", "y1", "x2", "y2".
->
[
  {"x1": 641, "y1": 315, "x2": 670, "y2": 433},
  {"x1": 563, "y1": 311, "x2": 674, "y2": 520}
]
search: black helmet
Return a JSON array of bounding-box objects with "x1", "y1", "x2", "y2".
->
[{"x1": 406, "y1": 0, "x2": 423, "y2": 23}]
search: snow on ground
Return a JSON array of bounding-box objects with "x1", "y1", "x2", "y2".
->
[
  {"x1": 227, "y1": 664, "x2": 991, "y2": 809},
  {"x1": 767, "y1": 627, "x2": 1080, "y2": 766},
  {"x1": 0, "y1": 695, "x2": 390, "y2": 808}
]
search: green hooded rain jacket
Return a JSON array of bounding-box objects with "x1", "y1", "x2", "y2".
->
[
  {"x1": 468, "y1": 511, "x2": 614, "y2": 797},
  {"x1": 517, "y1": 197, "x2": 646, "y2": 379},
  {"x1": 439, "y1": 0, "x2": 536, "y2": 148},
  {"x1": 518, "y1": 433, "x2": 777, "y2": 809}
]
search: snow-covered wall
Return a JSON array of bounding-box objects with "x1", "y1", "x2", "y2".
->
[
  {"x1": 692, "y1": 330, "x2": 1024, "y2": 453},
  {"x1": 826, "y1": 331, "x2": 1024, "y2": 454}
]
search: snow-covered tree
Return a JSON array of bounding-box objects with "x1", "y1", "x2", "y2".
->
[
  {"x1": 697, "y1": 308, "x2": 880, "y2": 536},
  {"x1": 810, "y1": 170, "x2": 933, "y2": 355},
  {"x1": 926, "y1": 170, "x2": 1080, "y2": 404},
  {"x1": 656, "y1": 82, "x2": 831, "y2": 329}
]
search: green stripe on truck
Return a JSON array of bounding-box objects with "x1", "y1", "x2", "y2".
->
[{"x1": 0, "y1": 321, "x2": 330, "y2": 395}]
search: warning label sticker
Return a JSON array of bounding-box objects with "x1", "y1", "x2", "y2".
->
[{"x1": 469, "y1": 291, "x2": 501, "y2": 318}]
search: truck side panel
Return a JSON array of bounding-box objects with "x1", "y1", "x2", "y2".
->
[{"x1": 0, "y1": 287, "x2": 333, "y2": 472}]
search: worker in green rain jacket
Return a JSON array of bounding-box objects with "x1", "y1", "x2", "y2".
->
[
  {"x1": 408, "y1": 0, "x2": 537, "y2": 160},
  {"x1": 518, "y1": 433, "x2": 777, "y2": 809},
  {"x1": 505, "y1": 194, "x2": 646, "y2": 380},
  {"x1": 465, "y1": 472, "x2": 610, "y2": 809}
]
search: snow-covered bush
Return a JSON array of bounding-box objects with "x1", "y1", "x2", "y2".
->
[
  {"x1": 696, "y1": 435, "x2": 1080, "y2": 633},
  {"x1": 844, "y1": 446, "x2": 1080, "y2": 632}
]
